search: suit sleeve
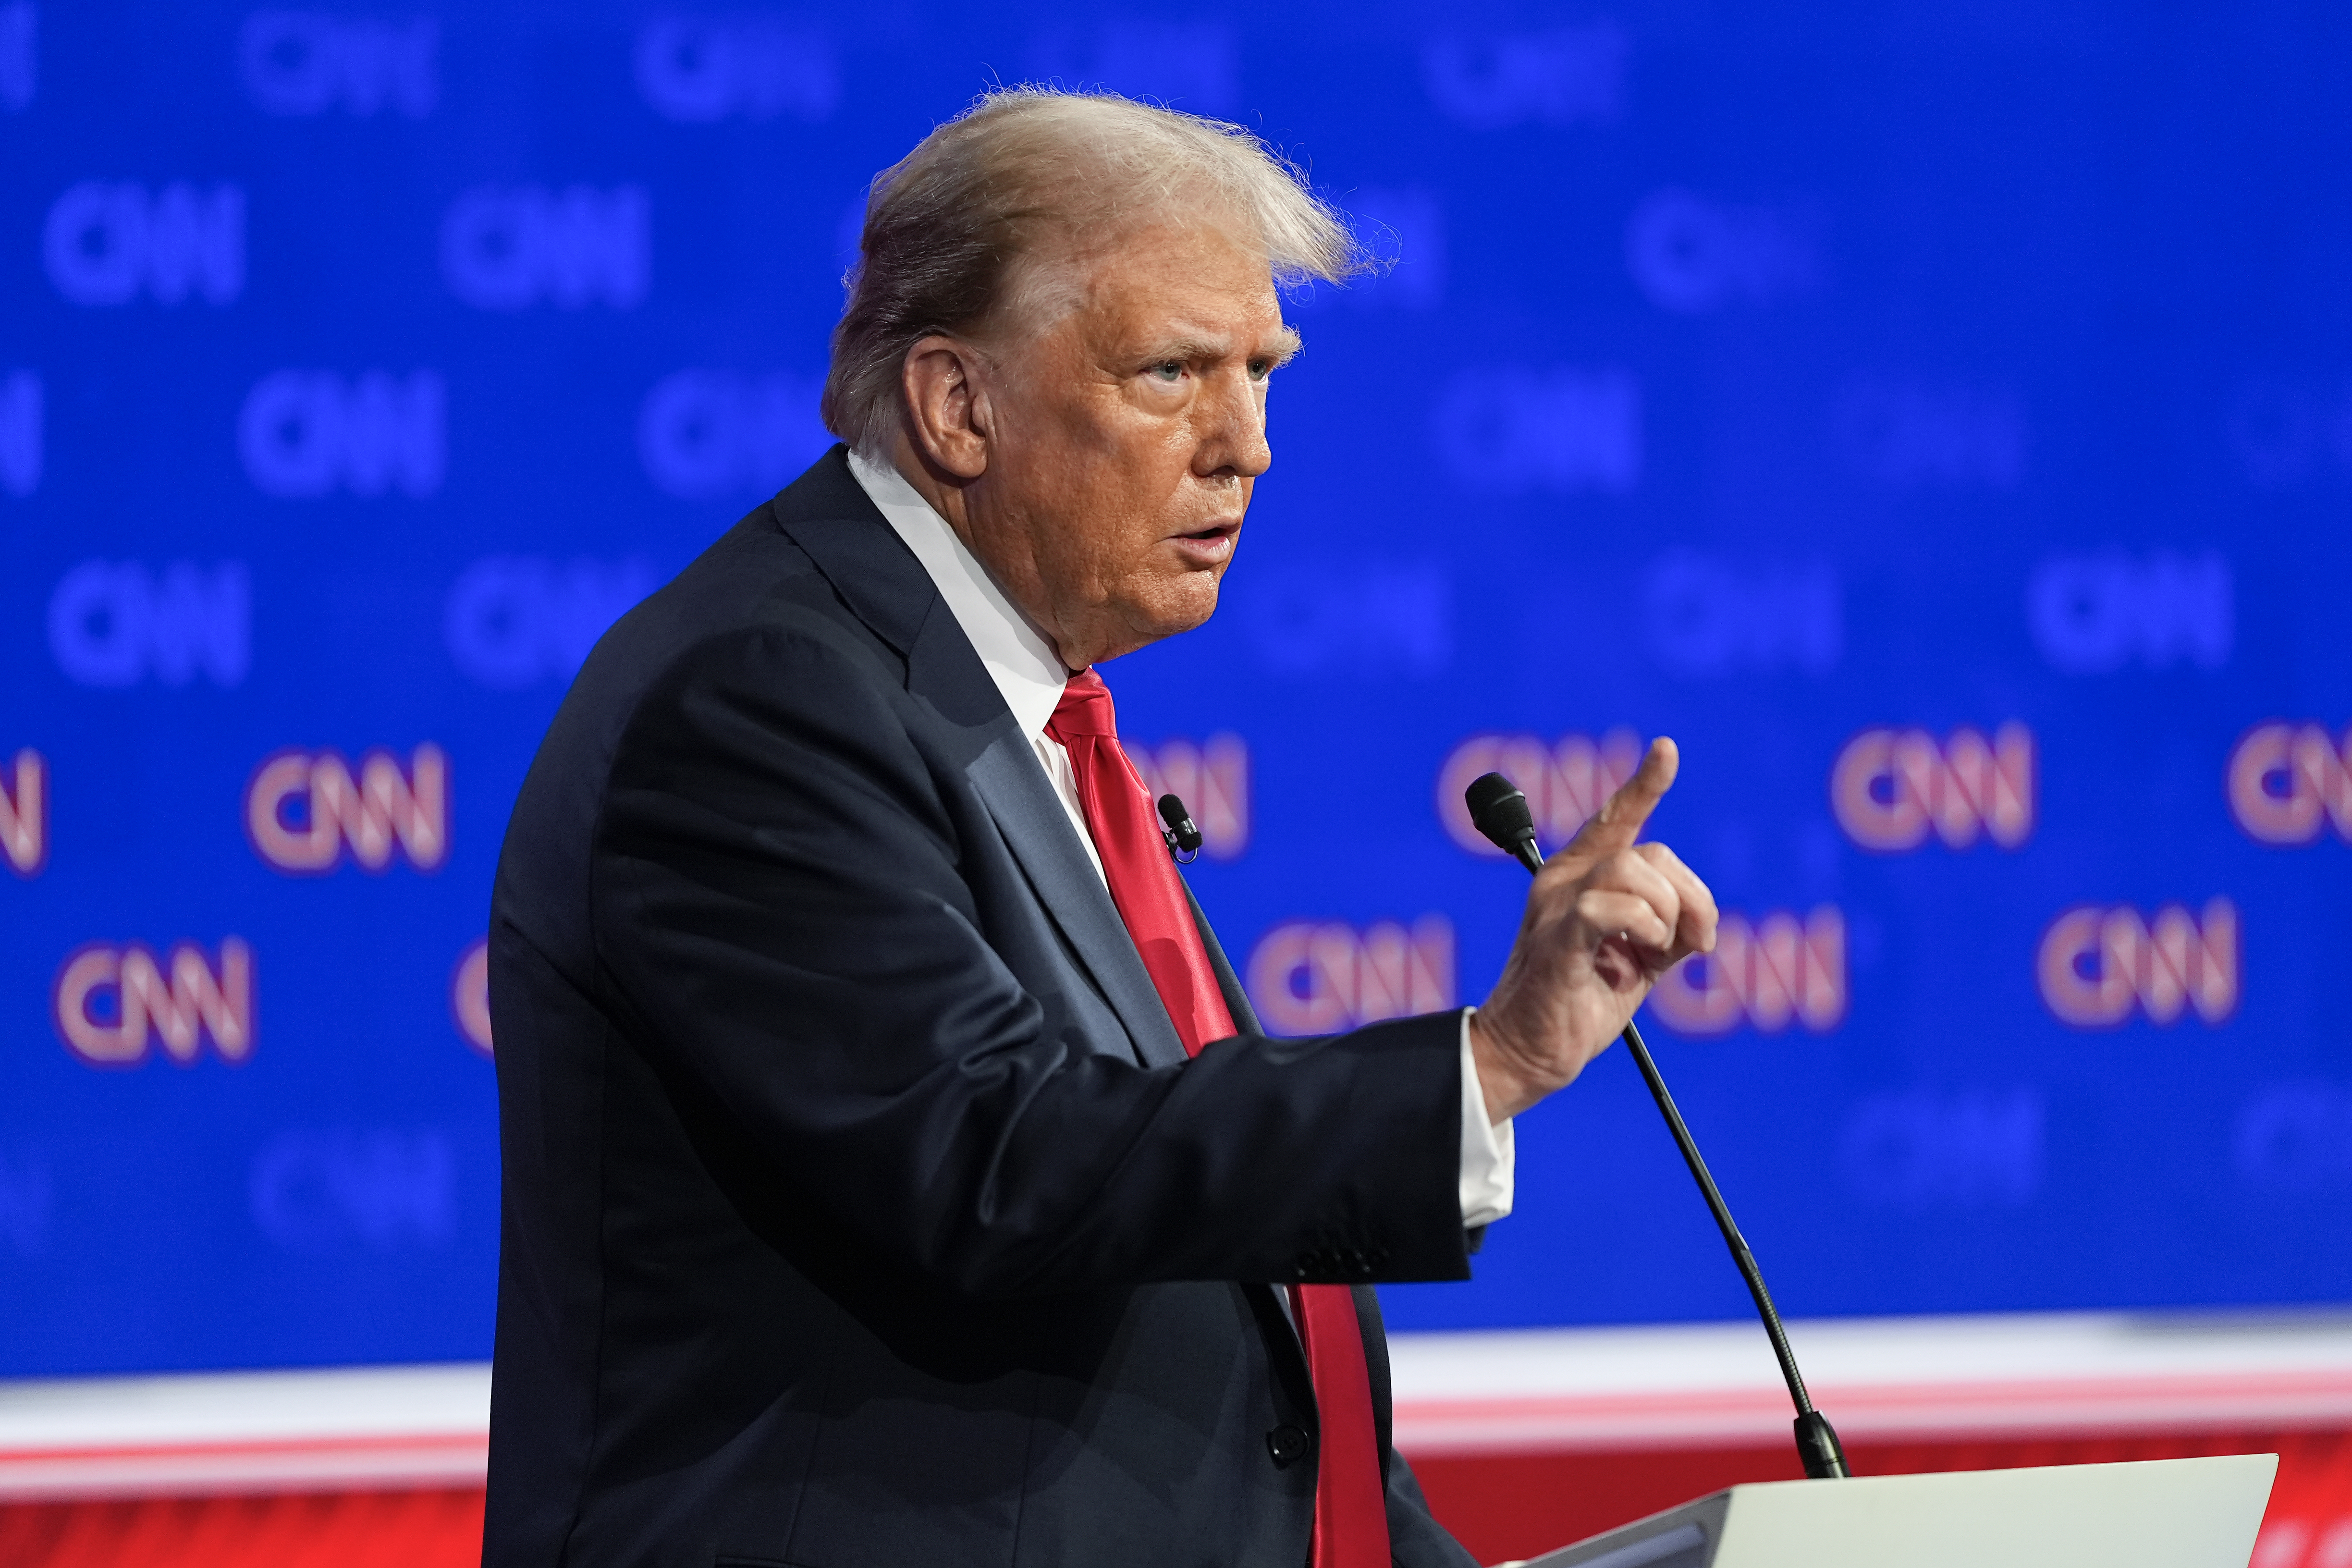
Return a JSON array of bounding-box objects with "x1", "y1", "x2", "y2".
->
[
  {"x1": 590, "y1": 622, "x2": 1472, "y2": 1299},
  {"x1": 1386, "y1": 1453, "x2": 1482, "y2": 1568}
]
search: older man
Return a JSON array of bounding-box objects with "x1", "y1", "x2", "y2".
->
[{"x1": 485, "y1": 90, "x2": 1715, "y2": 1568}]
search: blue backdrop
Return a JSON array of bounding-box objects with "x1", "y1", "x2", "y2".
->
[{"x1": 4, "y1": 0, "x2": 2350, "y2": 1378}]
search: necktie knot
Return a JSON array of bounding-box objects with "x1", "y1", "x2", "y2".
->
[{"x1": 1048, "y1": 668, "x2": 1119, "y2": 741}]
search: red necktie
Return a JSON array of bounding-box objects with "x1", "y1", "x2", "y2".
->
[{"x1": 1047, "y1": 668, "x2": 1392, "y2": 1568}]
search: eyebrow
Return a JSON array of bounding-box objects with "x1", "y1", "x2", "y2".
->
[{"x1": 1144, "y1": 326, "x2": 1304, "y2": 366}]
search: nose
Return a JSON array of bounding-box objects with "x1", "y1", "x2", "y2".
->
[{"x1": 1195, "y1": 368, "x2": 1272, "y2": 481}]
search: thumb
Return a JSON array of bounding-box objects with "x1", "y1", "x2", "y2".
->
[{"x1": 1564, "y1": 737, "x2": 1679, "y2": 858}]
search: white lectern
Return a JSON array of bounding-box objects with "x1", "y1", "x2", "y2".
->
[{"x1": 1521, "y1": 1454, "x2": 2277, "y2": 1568}]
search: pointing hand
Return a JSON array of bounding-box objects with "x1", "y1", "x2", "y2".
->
[{"x1": 1468, "y1": 738, "x2": 1720, "y2": 1123}]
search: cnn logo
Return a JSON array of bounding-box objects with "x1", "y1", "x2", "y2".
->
[
  {"x1": 253, "y1": 1129, "x2": 454, "y2": 1252},
  {"x1": 441, "y1": 185, "x2": 648, "y2": 310},
  {"x1": 637, "y1": 370, "x2": 831, "y2": 499},
  {"x1": 2, "y1": 748, "x2": 43, "y2": 876},
  {"x1": 1436, "y1": 730, "x2": 1641, "y2": 857},
  {"x1": 1627, "y1": 190, "x2": 1815, "y2": 314},
  {"x1": 239, "y1": 13, "x2": 436, "y2": 117},
  {"x1": 452, "y1": 939, "x2": 492, "y2": 1055},
  {"x1": 43, "y1": 183, "x2": 244, "y2": 306},
  {"x1": 246, "y1": 746, "x2": 447, "y2": 873},
  {"x1": 239, "y1": 370, "x2": 444, "y2": 498},
  {"x1": 1246, "y1": 916, "x2": 1455, "y2": 1036},
  {"x1": 444, "y1": 557, "x2": 654, "y2": 689},
  {"x1": 1842, "y1": 1089, "x2": 2042, "y2": 1211},
  {"x1": 1127, "y1": 735, "x2": 1249, "y2": 859},
  {"x1": 2037, "y1": 899, "x2": 2238, "y2": 1029},
  {"x1": 1830, "y1": 723, "x2": 2034, "y2": 852},
  {"x1": 2228, "y1": 723, "x2": 2351, "y2": 845},
  {"x1": 634, "y1": 16, "x2": 838, "y2": 121},
  {"x1": 54, "y1": 940, "x2": 254, "y2": 1067},
  {"x1": 1422, "y1": 24, "x2": 1626, "y2": 129},
  {"x1": 1648, "y1": 906, "x2": 1847, "y2": 1036},
  {"x1": 1642, "y1": 553, "x2": 1841, "y2": 677},
  {"x1": 1432, "y1": 366, "x2": 1640, "y2": 494},
  {"x1": 1, "y1": 369, "x2": 37, "y2": 496},
  {"x1": 49, "y1": 561, "x2": 249, "y2": 688}
]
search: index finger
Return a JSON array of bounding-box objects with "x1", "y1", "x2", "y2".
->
[{"x1": 1564, "y1": 736, "x2": 1679, "y2": 858}]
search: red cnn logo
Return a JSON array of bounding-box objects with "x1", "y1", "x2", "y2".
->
[
  {"x1": 2227, "y1": 723, "x2": 2352, "y2": 845},
  {"x1": 53, "y1": 939, "x2": 255, "y2": 1066},
  {"x1": 1648, "y1": 907, "x2": 1848, "y2": 1035},
  {"x1": 1, "y1": 749, "x2": 44, "y2": 876},
  {"x1": 1127, "y1": 734, "x2": 1249, "y2": 858},
  {"x1": 1436, "y1": 730, "x2": 1642, "y2": 856},
  {"x1": 1246, "y1": 916, "x2": 1456, "y2": 1036},
  {"x1": 452, "y1": 939, "x2": 492, "y2": 1055},
  {"x1": 245, "y1": 744, "x2": 448, "y2": 872},
  {"x1": 2037, "y1": 899, "x2": 2238, "y2": 1028},
  {"x1": 1830, "y1": 723, "x2": 2034, "y2": 851}
]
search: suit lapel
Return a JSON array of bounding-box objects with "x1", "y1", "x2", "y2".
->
[
  {"x1": 966, "y1": 734, "x2": 1190, "y2": 1071},
  {"x1": 774, "y1": 447, "x2": 1189, "y2": 1072},
  {"x1": 1184, "y1": 882, "x2": 1263, "y2": 1039},
  {"x1": 769, "y1": 450, "x2": 1259, "y2": 1070}
]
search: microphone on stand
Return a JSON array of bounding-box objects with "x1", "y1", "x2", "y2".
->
[{"x1": 1464, "y1": 771, "x2": 1851, "y2": 1482}]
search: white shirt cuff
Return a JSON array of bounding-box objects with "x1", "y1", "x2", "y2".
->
[{"x1": 1458, "y1": 1006, "x2": 1515, "y2": 1228}]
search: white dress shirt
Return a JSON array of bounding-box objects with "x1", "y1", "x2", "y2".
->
[{"x1": 847, "y1": 449, "x2": 1514, "y2": 1228}]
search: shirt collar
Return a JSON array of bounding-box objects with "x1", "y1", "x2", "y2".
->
[{"x1": 845, "y1": 448, "x2": 1073, "y2": 742}]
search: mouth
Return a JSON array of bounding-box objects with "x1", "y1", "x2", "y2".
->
[{"x1": 1169, "y1": 519, "x2": 1241, "y2": 568}]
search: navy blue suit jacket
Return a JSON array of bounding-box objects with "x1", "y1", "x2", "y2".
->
[{"x1": 483, "y1": 448, "x2": 1484, "y2": 1567}]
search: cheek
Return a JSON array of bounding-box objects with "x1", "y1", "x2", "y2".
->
[{"x1": 1048, "y1": 502, "x2": 1151, "y2": 597}]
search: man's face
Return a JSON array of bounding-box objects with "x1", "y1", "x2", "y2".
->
[{"x1": 961, "y1": 219, "x2": 1297, "y2": 669}]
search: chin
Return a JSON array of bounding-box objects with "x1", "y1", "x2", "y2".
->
[
  {"x1": 1157, "y1": 573, "x2": 1224, "y2": 636},
  {"x1": 1101, "y1": 575, "x2": 1222, "y2": 661}
]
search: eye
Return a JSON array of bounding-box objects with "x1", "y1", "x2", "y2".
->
[
  {"x1": 1247, "y1": 358, "x2": 1274, "y2": 382},
  {"x1": 1149, "y1": 361, "x2": 1185, "y2": 383}
]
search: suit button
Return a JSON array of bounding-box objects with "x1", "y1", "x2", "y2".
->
[{"x1": 1266, "y1": 1424, "x2": 1311, "y2": 1464}]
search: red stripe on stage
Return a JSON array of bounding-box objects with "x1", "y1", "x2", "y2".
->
[
  {"x1": 0, "y1": 1487, "x2": 486, "y2": 1568},
  {"x1": 3, "y1": 1429, "x2": 2349, "y2": 1566}
]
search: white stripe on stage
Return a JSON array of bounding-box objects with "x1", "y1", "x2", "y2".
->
[
  {"x1": 5, "y1": 1311, "x2": 2352, "y2": 1496},
  {"x1": 1387, "y1": 1311, "x2": 2352, "y2": 1454}
]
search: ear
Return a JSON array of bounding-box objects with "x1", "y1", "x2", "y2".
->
[{"x1": 900, "y1": 336, "x2": 991, "y2": 481}]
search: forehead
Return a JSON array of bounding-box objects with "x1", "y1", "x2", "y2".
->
[{"x1": 1064, "y1": 219, "x2": 1286, "y2": 344}]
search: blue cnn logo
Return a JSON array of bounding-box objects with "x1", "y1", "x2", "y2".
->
[{"x1": 44, "y1": 183, "x2": 244, "y2": 306}]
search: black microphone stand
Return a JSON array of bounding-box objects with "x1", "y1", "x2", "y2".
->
[{"x1": 1465, "y1": 772, "x2": 1850, "y2": 1481}]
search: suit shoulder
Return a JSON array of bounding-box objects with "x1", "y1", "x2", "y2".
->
[
  {"x1": 583, "y1": 444, "x2": 907, "y2": 707},
  {"x1": 492, "y1": 494, "x2": 905, "y2": 954}
]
